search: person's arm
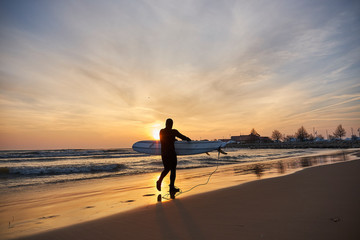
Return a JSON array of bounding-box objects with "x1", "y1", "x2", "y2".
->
[{"x1": 174, "y1": 130, "x2": 191, "y2": 141}]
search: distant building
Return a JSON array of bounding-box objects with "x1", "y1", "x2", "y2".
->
[
  {"x1": 259, "y1": 136, "x2": 272, "y2": 143},
  {"x1": 284, "y1": 137, "x2": 297, "y2": 142},
  {"x1": 230, "y1": 133, "x2": 273, "y2": 144},
  {"x1": 231, "y1": 133, "x2": 259, "y2": 143}
]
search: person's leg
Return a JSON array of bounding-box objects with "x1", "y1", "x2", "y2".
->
[
  {"x1": 157, "y1": 158, "x2": 170, "y2": 191},
  {"x1": 158, "y1": 168, "x2": 170, "y2": 184},
  {"x1": 169, "y1": 157, "x2": 178, "y2": 191},
  {"x1": 169, "y1": 166, "x2": 176, "y2": 188}
]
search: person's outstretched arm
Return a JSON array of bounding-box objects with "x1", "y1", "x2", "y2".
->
[{"x1": 175, "y1": 130, "x2": 191, "y2": 141}]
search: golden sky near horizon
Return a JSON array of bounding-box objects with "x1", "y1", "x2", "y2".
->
[{"x1": 0, "y1": 0, "x2": 359, "y2": 150}]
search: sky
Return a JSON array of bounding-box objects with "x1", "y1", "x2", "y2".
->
[{"x1": 0, "y1": 0, "x2": 359, "y2": 150}]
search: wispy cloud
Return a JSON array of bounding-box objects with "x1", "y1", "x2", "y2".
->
[{"x1": 0, "y1": 0, "x2": 359, "y2": 149}]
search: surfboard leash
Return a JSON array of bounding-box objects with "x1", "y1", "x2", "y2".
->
[{"x1": 161, "y1": 148, "x2": 225, "y2": 200}]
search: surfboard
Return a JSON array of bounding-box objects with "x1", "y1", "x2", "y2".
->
[{"x1": 132, "y1": 140, "x2": 227, "y2": 156}]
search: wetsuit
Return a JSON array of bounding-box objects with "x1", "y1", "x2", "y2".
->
[{"x1": 158, "y1": 128, "x2": 190, "y2": 190}]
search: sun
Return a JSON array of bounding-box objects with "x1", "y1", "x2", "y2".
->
[{"x1": 152, "y1": 128, "x2": 160, "y2": 140}]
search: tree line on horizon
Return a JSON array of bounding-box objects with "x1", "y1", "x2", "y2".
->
[{"x1": 269, "y1": 124, "x2": 358, "y2": 142}]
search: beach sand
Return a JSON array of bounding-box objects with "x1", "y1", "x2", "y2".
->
[{"x1": 13, "y1": 153, "x2": 360, "y2": 240}]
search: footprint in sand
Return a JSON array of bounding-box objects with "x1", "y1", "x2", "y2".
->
[
  {"x1": 143, "y1": 194, "x2": 155, "y2": 197},
  {"x1": 38, "y1": 215, "x2": 60, "y2": 220}
]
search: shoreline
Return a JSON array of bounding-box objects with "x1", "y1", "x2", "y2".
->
[
  {"x1": 18, "y1": 156, "x2": 360, "y2": 240},
  {"x1": 1, "y1": 149, "x2": 359, "y2": 239},
  {"x1": 227, "y1": 140, "x2": 360, "y2": 149}
]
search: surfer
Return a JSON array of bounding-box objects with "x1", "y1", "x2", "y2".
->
[{"x1": 156, "y1": 118, "x2": 191, "y2": 193}]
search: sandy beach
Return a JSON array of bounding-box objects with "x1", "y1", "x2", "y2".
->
[
  {"x1": 2, "y1": 1, "x2": 359, "y2": 239},
  {"x1": 8, "y1": 151, "x2": 359, "y2": 240}
]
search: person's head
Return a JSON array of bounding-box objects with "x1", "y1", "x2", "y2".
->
[{"x1": 165, "y1": 118, "x2": 173, "y2": 129}]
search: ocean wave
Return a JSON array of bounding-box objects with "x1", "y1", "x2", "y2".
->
[
  {"x1": 0, "y1": 148, "x2": 325, "y2": 191},
  {"x1": 0, "y1": 153, "x2": 148, "y2": 164},
  {"x1": 0, "y1": 163, "x2": 126, "y2": 176},
  {"x1": 0, "y1": 149, "x2": 137, "y2": 159}
]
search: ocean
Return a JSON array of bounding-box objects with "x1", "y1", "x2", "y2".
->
[{"x1": 0, "y1": 147, "x2": 335, "y2": 191}]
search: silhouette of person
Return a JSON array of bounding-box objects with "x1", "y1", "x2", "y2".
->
[{"x1": 156, "y1": 118, "x2": 191, "y2": 193}]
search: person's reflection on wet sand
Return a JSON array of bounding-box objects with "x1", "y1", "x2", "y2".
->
[
  {"x1": 301, "y1": 157, "x2": 312, "y2": 167},
  {"x1": 253, "y1": 164, "x2": 264, "y2": 178},
  {"x1": 277, "y1": 161, "x2": 285, "y2": 174},
  {"x1": 157, "y1": 192, "x2": 177, "y2": 201}
]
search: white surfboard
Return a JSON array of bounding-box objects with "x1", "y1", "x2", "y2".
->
[{"x1": 132, "y1": 140, "x2": 227, "y2": 156}]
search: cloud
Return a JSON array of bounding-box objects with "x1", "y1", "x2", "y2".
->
[{"x1": 0, "y1": 0, "x2": 359, "y2": 148}]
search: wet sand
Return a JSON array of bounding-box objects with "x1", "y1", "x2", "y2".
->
[{"x1": 2, "y1": 150, "x2": 359, "y2": 239}]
